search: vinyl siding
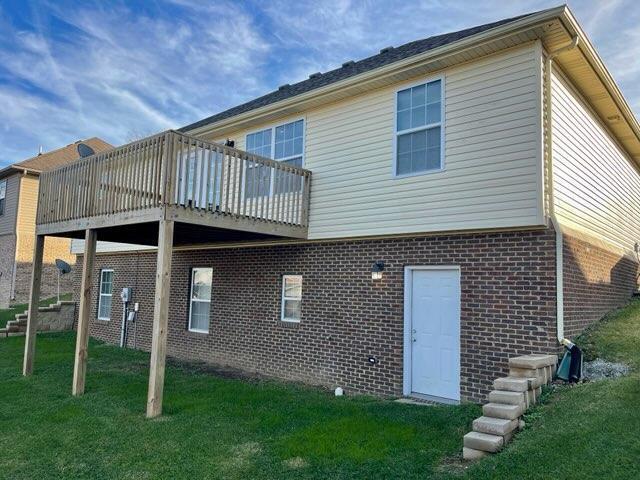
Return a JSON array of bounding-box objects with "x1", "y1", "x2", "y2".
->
[
  {"x1": 214, "y1": 43, "x2": 544, "y2": 240},
  {"x1": 15, "y1": 175, "x2": 75, "y2": 264},
  {"x1": 0, "y1": 174, "x2": 20, "y2": 235},
  {"x1": 551, "y1": 68, "x2": 640, "y2": 253},
  {"x1": 85, "y1": 43, "x2": 544, "y2": 255},
  {"x1": 71, "y1": 239, "x2": 155, "y2": 254}
]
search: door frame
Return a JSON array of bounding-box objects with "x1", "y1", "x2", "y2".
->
[{"x1": 403, "y1": 265, "x2": 461, "y2": 402}]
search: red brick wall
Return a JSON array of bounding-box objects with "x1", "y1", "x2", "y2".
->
[
  {"x1": 74, "y1": 229, "x2": 558, "y2": 402},
  {"x1": 563, "y1": 233, "x2": 639, "y2": 339}
]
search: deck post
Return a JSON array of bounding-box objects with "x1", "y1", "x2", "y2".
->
[
  {"x1": 72, "y1": 229, "x2": 98, "y2": 396},
  {"x1": 146, "y1": 219, "x2": 174, "y2": 418},
  {"x1": 22, "y1": 234, "x2": 45, "y2": 376}
]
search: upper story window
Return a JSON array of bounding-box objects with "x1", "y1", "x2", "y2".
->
[
  {"x1": 246, "y1": 119, "x2": 304, "y2": 196},
  {"x1": 395, "y1": 78, "x2": 443, "y2": 176},
  {"x1": 189, "y1": 267, "x2": 212, "y2": 333},
  {"x1": 0, "y1": 179, "x2": 6, "y2": 216},
  {"x1": 97, "y1": 269, "x2": 114, "y2": 321}
]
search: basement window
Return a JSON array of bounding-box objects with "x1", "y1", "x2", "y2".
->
[
  {"x1": 281, "y1": 275, "x2": 302, "y2": 322},
  {"x1": 97, "y1": 269, "x2": 114, "y2": 321},
  {"x1": 189, "y1": 267, "x2": 212, "y2": 333},
  {"x1": 0, "y1": 179, "x2": 6, "y2": 216},
  {"x1": 394, "y1": 77, "x2": 443, "y2": 176}
]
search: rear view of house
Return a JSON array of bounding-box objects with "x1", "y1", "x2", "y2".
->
[
  {"x1": 0, "y1": 138, "x2": 112, "y2": 307},
  {"x1": 21, "y1": 5, "x2": 640, "y2": 415}
]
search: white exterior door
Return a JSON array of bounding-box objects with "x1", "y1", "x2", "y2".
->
[{"x1": 405, "y1": 267, "x2": 460, "y2": 402}]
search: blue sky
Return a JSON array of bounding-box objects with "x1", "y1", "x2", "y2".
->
[{"x1": 0, "y1": 0, "x2": 638, "y2": 165}]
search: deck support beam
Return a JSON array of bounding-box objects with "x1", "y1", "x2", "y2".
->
[
  {"x1": 146, "y1": 219, "x2": 174, "y2": 418},
  {"x1": 72, "y1": 229, "x2": 97, "y2": 396},
  {"x1": 22, "y1": 234, "x2": 45, "y2": 375}
]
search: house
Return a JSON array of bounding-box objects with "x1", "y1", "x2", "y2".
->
[
  {"x1": 21, "y1": 5, "x2": 640, "y2": 416},
  {"x1": 0, "y1": 138, "x2": 112, "y2": 308}
]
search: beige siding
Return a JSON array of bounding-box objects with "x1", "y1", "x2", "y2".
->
[
  {"x1": 0, "y1": 173, "x2": 20, "y2": 235},
  {"x1": 15, "y1": 175, "x2": 74, "y2": 262},
  {"x1": 212, "y1": 43, "x2": 544, "y2": 240},
  {"x1": 551, "y1": 69, "x2": 640, "y2": 253}
]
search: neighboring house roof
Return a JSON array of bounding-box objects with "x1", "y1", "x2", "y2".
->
[
  {"x1": 14, "y1": 137, "x2": 113, "y2": 173},
  {"x1": 178, "y1": 11, "x2": 539, "y2": 133}
]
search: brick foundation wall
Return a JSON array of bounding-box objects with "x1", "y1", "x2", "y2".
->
[
  {"x1": 563, "y1": 233, "x2": 639, "y2": 339},
  {"x1": 74, "y1": 229, "x2": 557, "y2": 402},
  {"x1": 0, "y1": 234, "x2": 16, "y2": 308},
  {"x1": 12, "y1": 236, "x2": 75, "y2": 305}
]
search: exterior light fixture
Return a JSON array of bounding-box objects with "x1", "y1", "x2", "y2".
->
[{"x1": 371, "y1": 261, "x2": 385, "y2": 280}]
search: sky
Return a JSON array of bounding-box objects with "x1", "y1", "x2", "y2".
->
[{"x1": 0, "y1": 0, "x2": 638, "y2": 165}]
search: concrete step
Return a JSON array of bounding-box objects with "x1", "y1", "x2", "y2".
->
[
  {"x1": 509, "y1": 367, "x2": 546, "y2": 387},
  {"x1": 463, "y1": 431, "x2": 504, "y2": 453},
  {"x1": 472, "y1": 416, "x2": 518, "y2": 436},
  {"x1": 463, "y1": 447, "x2": 489, "y2": 461},
  {"x1": 493, "y1": 377, "x2": 529, "y2": 392},
  {"x1": 483, "y1": 402, "x2": 522, "y2": 420},
  {"x1": 488, "y1": 390, "x2": 526, "y2": 406},
  {"x1": 509, "y1": 354, "x2": 557, "y2": 370},
  {"x1": 6, "y1": 325, "x2": 25, "y2": 333}
]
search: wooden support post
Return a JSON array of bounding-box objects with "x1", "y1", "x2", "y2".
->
[
  {"x1": 22, "y1": 234, "x2": 45, "y2": 376},
  {"x1": 72, "y1": 229, "x2": 97, "y2": 396},
  {"x1": 146, "y1": 219, "x2": 174, "y2": 418}
]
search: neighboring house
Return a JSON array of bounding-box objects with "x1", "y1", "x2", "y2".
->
[
  {"x1": 0, "y1": 138, "x2": 112, "y2": 307},
  {"x1": 23, "y1": 5, "x2": 640, "y2": 413}
]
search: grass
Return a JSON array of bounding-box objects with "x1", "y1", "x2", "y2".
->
[
  {"x1": 0, "y1": 300, "x2": 638, "y2": 479},
  {"x1": 0, "y1": 332, "x2": 479, "y2": 479},
  {"x1": 0, "y1": 293, "x2": 72, "y2": 329}
]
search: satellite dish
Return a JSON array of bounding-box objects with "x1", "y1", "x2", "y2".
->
[
  {"x1": 77, "y1": 143, "x2": 95, "y2": 158},
  {"x1": 55, "y1": 259, "x2": 72, "y2": 275}
]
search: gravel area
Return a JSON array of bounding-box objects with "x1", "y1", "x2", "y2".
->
[{"x1": 582, "y1": 358, "x2": 630, "y2": 380}]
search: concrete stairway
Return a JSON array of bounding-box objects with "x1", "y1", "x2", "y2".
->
[
  {"x1": 463, "y1": 354, "x2": 557, "y2": 460},
  {"x1": 0, "y1": 301, "x2": 76, "y2": 337}
]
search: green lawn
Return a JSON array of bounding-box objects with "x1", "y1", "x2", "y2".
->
[
  {"x1": 0, "y1": 293, "x2": 72, "y2": 329},
  {"x1": 0, "y1": 300, "x2": 638, "y2": 479}
]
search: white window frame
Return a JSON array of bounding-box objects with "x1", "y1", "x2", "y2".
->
[
  {"x1": 97, "y1": 269, "x2": 114, "y2": 321},
  {"x1": 188, "y1": 267, "x2": 212, "y2": 334},
  {"x1": 0, "y1": 179, "x2": 7, "y2": 216},
  {"x1": 281, "y1": 275, "x2": 303, "y2": 323},
  {"x1": 392, "y1": 75, "x2": 445, "y2": 178},
  {"x1": 245, "y1": 117, "x2": 306, "y2": 168}
]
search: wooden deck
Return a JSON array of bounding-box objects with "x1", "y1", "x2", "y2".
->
[{"x1": 35, "y1": 130, "x2": 312, "y2": 244}]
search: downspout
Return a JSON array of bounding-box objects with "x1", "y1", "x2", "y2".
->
[{"x1": 545, "y1": 36, "x2": 579, "y2": 343}]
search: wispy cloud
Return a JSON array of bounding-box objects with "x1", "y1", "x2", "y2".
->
[{"x1": 0, "y1": 0, "x2": 638, "y2": 165}]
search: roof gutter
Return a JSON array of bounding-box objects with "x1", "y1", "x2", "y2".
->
[
  {"x1": 185, "y1": 6, "x2": 567, "y2": 137},
  {"x1": 545, "y1": 35, "x2": 579, "y2": 344},
  {"x1": 0, "y1": 165, "x2": 41, "y2": 180}
]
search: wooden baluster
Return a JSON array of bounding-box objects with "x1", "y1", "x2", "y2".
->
[
  {"x1": 189, "y1": 139, "x2": 197, "y2": 209},
  {"x1": 197, "y1": 143, "x2": 206, "y2": 210},
  {"x1": 237, "y1": 153, "x2": 244, "y2": 216},
  {"x1": 221, "y1": 148, "x2": 231, "y2": 214},
  {"x1": 204, "y1": 148, "x2": 213, "y2": 211},
  {"x1": 212, "y1": 147, "x2": 220, "y2": 212},
  {"x1": 250, "y1": 157, "x2": 258, "y2": 219}
]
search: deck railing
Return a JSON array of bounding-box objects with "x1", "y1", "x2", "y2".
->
[{"x1": 36, "y1": 131, "x2": 312, "y2": 230}]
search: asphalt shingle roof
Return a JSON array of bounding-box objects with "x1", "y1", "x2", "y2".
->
[
  {"x1": 15, "y1": 137, "x2": 113, "y2": 172},
  {"x1": 179, "y1": 11, "x2": 539, "y2": 133}
]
